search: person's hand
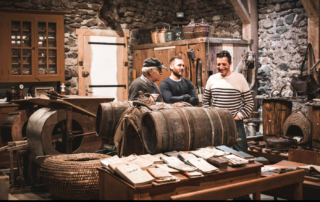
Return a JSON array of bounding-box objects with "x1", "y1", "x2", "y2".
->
[
  {"x1": 183, "y1": 94, "x2": 190, "y2": 101},
  {"x1": 234, "y1": 115, "x2": 240, "y2": 120},
  {"x1": 150, "y1": 94, "x2": 159, "y2": 101}
]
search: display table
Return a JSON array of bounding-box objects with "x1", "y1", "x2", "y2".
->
[
  {"x1": 98, "y1": 162, "x2": 263, "y2": 200},
  {"x1": 247, "y1": 148, "x2": 288, "y2": 164},
  {"x1": 262, "y1": 160, "x2": 320, "y2": 200}
]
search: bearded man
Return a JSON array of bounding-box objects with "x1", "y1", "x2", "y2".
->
[{"x1": 160, "y1": 56, "x2": 199, "y2": 106}]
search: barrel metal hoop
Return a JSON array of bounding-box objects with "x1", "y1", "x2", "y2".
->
[
  {"x1": 173, "y1": 108, "x2": 191, "y2": 151},
  {"x1": 158, "y1": 110, "x2": 174, "y2": 152},
  {"x1": 208, "y1": 107, "x2": 225, "y2": 145},
  {"x1": 203, "y1": 108, "x2": 215, "y2": 146},
  {"x1": 182, "y1": 107, "x2": 198, "y2": 149}
]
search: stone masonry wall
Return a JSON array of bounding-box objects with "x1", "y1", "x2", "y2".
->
[
  {"x1": 0, "y1": 0, "x2": 309, "y2": 110},
  {"x1": 0, "y1": 0, "x2": 243, "y2": 95},
  {"x1": 257, "y1": 0, "x2": 308, "y2": 113}
]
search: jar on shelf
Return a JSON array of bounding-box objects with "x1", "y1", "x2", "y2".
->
[
  {"x1": 174, "y1": 24, "x2": 184, "y2": 41},
  {"x1": 183, "y1": 19, "x2": 195, "y2": 39},
  {"x1": 151, "y1": 27, "x2": 160, "y2": 43},
  {"x1": 158, "y1": 27, "x2": 167, "y2": 43},
  {"x1": 165, "y1": 25, "x2": 174, "y2": 42}
]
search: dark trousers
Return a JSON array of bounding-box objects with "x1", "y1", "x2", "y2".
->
[{"x1": 233, "y1": 120, "x2": 248, "y2": 152}]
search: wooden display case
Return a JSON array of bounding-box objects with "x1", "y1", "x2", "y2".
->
[{"x1": 0, "y1": 10, "x2": 68, "y2": 85}]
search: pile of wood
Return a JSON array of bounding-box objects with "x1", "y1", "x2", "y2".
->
[{"x1": 0, "y1": 140, "x2": 28, "y2": 153}]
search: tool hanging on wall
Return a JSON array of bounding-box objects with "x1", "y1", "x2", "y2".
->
[
  {"x1": 187, "y1": 49, "x2": 195, "y2": 81},
  {"x1": 196, "y1": 58, "x2": 203, "y2": 102}
]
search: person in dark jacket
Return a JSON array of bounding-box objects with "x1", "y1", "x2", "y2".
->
[
  {"x1": 128, "y1": 57, "x2": 167, "y2": 102},
  {"x1": 160, "y1": 56, "x2": 199, "y2": 106}
]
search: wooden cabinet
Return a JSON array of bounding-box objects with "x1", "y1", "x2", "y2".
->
[
  {"x1": 132, "y1": 38, "x2": 252, "y2": 93},
  {"x1": 0, "y1": 10, "x2": 66, "y2": 84}
]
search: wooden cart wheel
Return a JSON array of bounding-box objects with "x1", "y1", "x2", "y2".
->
[{"x1": 27, "y1": 108, "x2": 105, "y2": 165}]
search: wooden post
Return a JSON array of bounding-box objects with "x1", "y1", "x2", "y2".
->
[{"x1": 301, "y1": 0, "x2": 320, "y2": 121}]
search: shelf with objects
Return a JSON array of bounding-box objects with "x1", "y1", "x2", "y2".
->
[{"x1": 0, "y1": 10, "x2": 67, "y2": 87}]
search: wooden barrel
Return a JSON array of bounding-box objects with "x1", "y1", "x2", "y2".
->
[
  {"x1": 95, "y1": 101, "x2": 133, "y2": 139},
  {"x1": 0, "y1": 109, "x2": 32, "y2": 144},
  {"x1": 141, "y1": 107, "x2": 237, "y2": 154}
]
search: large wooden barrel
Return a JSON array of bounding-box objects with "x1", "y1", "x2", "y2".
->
[
  {"x1": 96, "y1": 101, "x2": 133, "y2": 139},
  {"x1": 0, "y1": 109, "x2": 32, "y2": 144},
  {"x1": 141, "y1": 107, "x2": 237, "y2": 154}
]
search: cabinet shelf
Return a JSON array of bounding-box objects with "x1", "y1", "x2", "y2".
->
[{"x1": 1, "y1": 11, "x2": 64, "y2": 84}]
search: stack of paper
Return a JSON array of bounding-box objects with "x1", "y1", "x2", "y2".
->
[
  {"x1": 161, "y1": 156, "x2": 198, "y2": 172},
  {"x1": 164, "y1": 151, "x2": 184, "y2": 158},
  {"x1": 187, "y1": 158, "x2": 219, "y2": 174},
  {"x1": 222, "y1": 154, "x2": 249, "y2": 166},
  {"x1": 147, "y1": 168, "x2": 180, "y2": 185},
  {"x1": 155, "y1": 164, "x2": 180, "y2": 173},
  {"x1": 139, "y1": 154, "x2": 163, "y2": 164},
  {"x1": 182, "y1": 171, "x2": 204, "y2": 179}
]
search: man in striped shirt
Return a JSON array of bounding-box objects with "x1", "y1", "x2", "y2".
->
[{"x1": 202, "y1": 50, "x2": 254, "y2": 152}]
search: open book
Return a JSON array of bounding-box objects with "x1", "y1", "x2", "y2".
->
[
  {"x1": 122, "y1": 154, "x2": 154, "y2": 169},
  {"x1": 189, "y1": 148, "x2": 226, "y2": 159},
  {"x1": 139, "y1": 154, "x2": 163, "y2": 164},
  {"x1": 297, "y1": 165, "x2": 320, "y2": 173},
  {"x1": 101, "y1": 155, "x2": 123, "y2": 173},
  {"x1": 115, "y1": 164, "x2": 154, "y2": 186}
]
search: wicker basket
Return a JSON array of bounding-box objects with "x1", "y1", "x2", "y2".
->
[
  {"x1": 184, "y1": 32, "x2": 195, "y2": 39},
  {"x1": 194, "y1": 18, "x2": 210, "y2": 38},
  {"x1": 283, "y1": 111, "x2": 312, "y2": 145},
  {"x1": 40, "y1": 153, "x2": 110, "y2": 200}
]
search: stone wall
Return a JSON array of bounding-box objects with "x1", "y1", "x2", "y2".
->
[{"x1": 257, "y1": 0, "x2": 308, "y2": 112}]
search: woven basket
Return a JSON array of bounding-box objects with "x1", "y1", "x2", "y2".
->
[
  {"x1": 283, "y1": 111, "x2": 312, "y2": 145},
  {"x1": 184, "y1": 32, "x2": 194, "y2": 39},
  {"x1": 40, "y1": 153, "x2": 110, "y2": 200},
  {"x1": 194, "y1": 31, "x2": 209, "y2": 38}
]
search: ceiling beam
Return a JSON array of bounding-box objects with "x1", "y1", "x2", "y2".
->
[
  {"x1": 230, "y1": 0, "x2": 251, "y2": 24},
  {"x1": 301, "y1": 0, "x2": 320, "y2": 18}
]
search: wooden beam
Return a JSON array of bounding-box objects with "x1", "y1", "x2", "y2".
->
[
  {"x1": 171, "y1": 170, "x2": 304, "y2": 200},
  {"x1": 301, "y1": 0, "x2": 320, "y2": 18},
  {"x1": 230, "y1": 0, "x2": 251, "y2": 24}
]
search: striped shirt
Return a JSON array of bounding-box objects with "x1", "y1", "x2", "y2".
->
[{"x1": 202, "y1": 72, "x2": 254, "y2": 120}]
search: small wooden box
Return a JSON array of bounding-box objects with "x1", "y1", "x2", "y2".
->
[
  {"x1": 0, "y1": 171, "x2": 9, "y2": 200},
  {"x1": 207, "y1": 157, "x2": 228, "y2": 170}
]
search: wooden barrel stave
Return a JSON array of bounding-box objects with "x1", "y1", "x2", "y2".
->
[
  {"x1": 141, "y1": 107, "x2": 237, "y2": 154},
  {"x1": 96, "y1": 101, "x2": 133, "y2": 139}
]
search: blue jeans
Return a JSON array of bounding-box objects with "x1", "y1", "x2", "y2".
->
[{"x1": 233, "y1": 120, "x2": 248, "y2": 152}]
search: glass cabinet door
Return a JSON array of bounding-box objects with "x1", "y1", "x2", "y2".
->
[
  {"x1": 11, "y1": 20, "x2": 33, "y2": 76},
  {"x1": 37, "y1": 22, "x2": 57, "y2": 75}
]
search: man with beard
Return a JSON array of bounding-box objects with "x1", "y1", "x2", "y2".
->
[
  {"x1": 160, "y1": 56, "x2": 199, "y2": 106},
  {"x1": 202, "y1": 50, "x2": 254, "y2": 153}
]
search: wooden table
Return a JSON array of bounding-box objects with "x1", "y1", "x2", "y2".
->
[
  {"x1": 262, "y1": 160, "x2": 320, "y2": 200},
  {"x1": 98, "y1": 162, "x2": 263, "y2": 200},
  {"x1": 248, "y1": 148, "x2": 288, "y2": 164}
]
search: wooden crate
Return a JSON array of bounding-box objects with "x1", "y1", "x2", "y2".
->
[
  {"x1": 311, "y1": 106, "x2": 320, "y2": 149},
  {"x1": 262, "y1": 99, "x2": 292, "y2": 140}
]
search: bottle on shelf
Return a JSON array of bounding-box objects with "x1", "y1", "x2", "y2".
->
[{"x1": 174, "y1": 24, "x2": 184, "y2": 41}]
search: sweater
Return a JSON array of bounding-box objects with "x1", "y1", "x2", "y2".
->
[
  {"x1": 128, "y1": 76, "x2": 162, "y2": 102},
  {"x1": 202, "y1": 72, "x2": 254, "y2": 119},
  {"x1": 160, "y1": 77, "x2": 199, "y2": 106}
]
